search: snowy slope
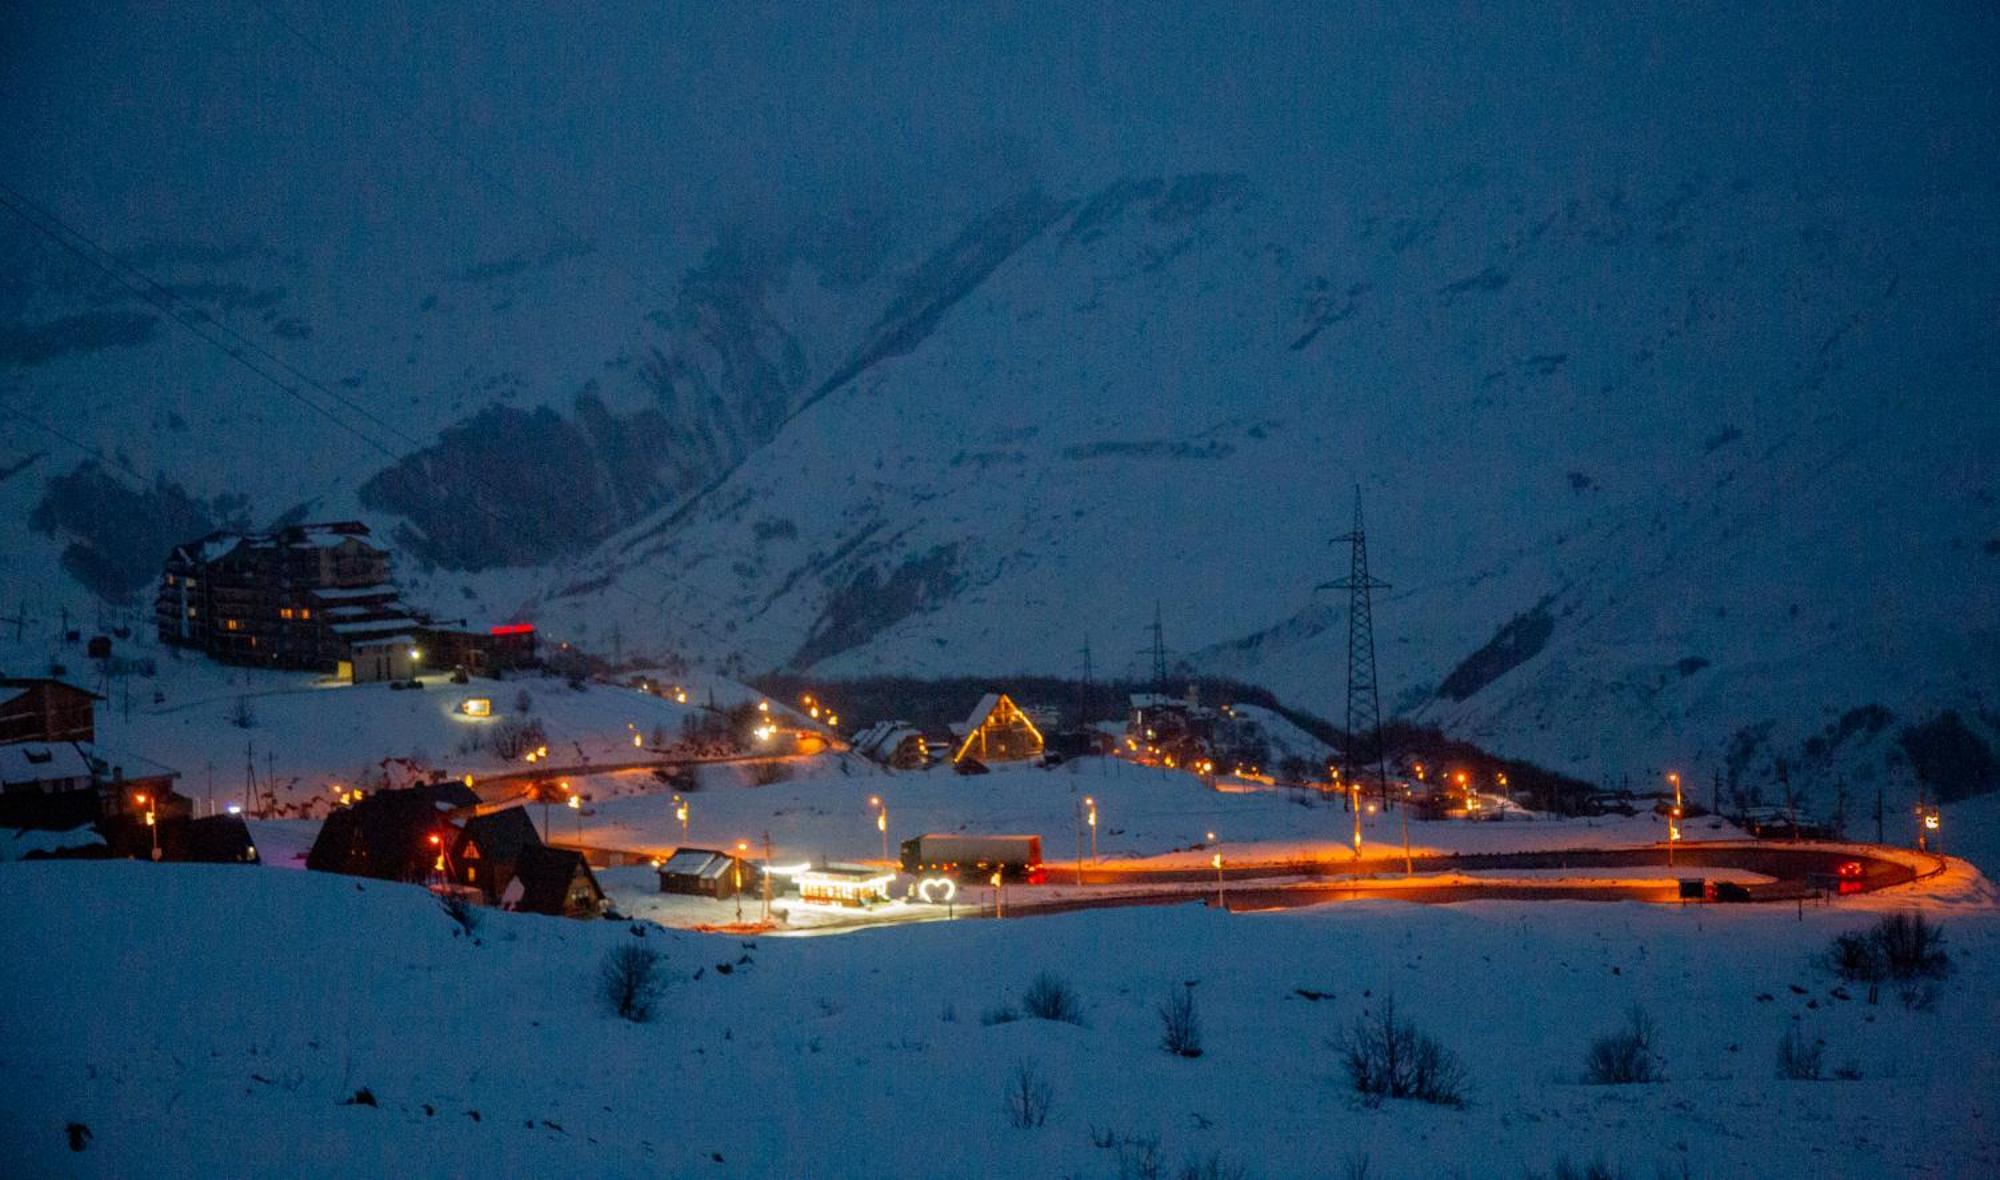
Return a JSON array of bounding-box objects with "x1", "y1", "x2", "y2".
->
[
  {"x1": 2, "y1": 2, "x2": 1996, "y2": 813},
  {"x1": 3, "y1": 861, "x2": 1996, "y2": 1177}
]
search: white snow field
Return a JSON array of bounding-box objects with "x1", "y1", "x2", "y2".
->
[{"x1": 1, "y1": 860, "x2": 1994, "y2": 1178}]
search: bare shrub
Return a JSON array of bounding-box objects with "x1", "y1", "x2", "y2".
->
[
  {"x1": 1335, "y1": 993, "x2": 1467, "y2": 1107},
  {"x1": 1117, "y1": 1134, "x2": 1164, "y2": 1180},
  {"x1": 1158, "y1": 983, "x2": 1203, "y2": 1057},
  {"x1": 1177, "y1": 1154, "x2": 1246, "y2": 1180},
  {"x1": 1341, "y1": 1154, "x2": 1373, "y2": 1180},
  {"x1": 1827, "y1": 930, "x2": 1886, "y2": 1002},
  {"x1": 599, "y1": 943, "x2": 664, "y2": 1022},
  {"x1": 492, "y1": 716, "x2": 547, "y2": 760},
  {"x1": 1002, "y1": 1058, "x2": 1053, "y2": 1128},
  {"x1": 1527, "y1": 1157, "x2": 1621, "y2": 1180},
  {"x1": 1584, "y1": 1006, "x2": 1660, "y2": 1085},
  {"x1": 439, "y1": 893, "x2": 482, "y2": 936},
  {"x1": 747, "y1": 760, "x2": 790, "y2": 787},
  {"x1": 1871, "y1": 912, "x2": 1948, "y2": 980},
  {"x1": 1829, "y1": 913, "x2": 1948, "y2": 1003},
  {"x1": 1021, "y1": 971, "x2": 1083, "y2": 1025},
  {"x1": 228, "y1": 695, "x2": 257, "y2": 729},
  {"x1": 1775, "y1": 1026, "x2": 1823, "y2": 1080}
]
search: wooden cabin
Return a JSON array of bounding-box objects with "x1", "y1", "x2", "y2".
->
[
  {"x1": 657, "y1": 847, "x2": 762, "y2": 899},
  {"x1": 0, "y1": 678, "x2": 101, "y2": 745},
  {"x1": 504, "y1": 845, "x2": 605, "y2": 918},
  {"x1": 951, "y1": 693, "x2": 1044, "y2": 764}
]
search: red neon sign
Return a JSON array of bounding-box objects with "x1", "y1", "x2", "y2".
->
[{"x1": 489, "y1": 623, "x2": 536, "y2": 636}]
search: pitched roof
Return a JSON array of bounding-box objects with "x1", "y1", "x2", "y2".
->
[
  {"x1": 454, "y1": 806, "x2": 541, "y2": 863},
  {"x1": 658, "y1": 847, "x2": 739, "y2": 880},
  {"x1": 512, "y1": 844, "x2": 600, "y2": 915},
  {"x1": 0, "y1": 742, "x2": 93, "y2": 787}
]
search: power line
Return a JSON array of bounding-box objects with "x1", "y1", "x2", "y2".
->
[{"x1": 0, "y1": 181, "x2": 406, "y2": 463}]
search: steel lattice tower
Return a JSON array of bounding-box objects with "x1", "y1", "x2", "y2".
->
[
  {"x1": 1324, "y1": 487, "x2": 1393, "y2": 808},
  {"x1": 1142, "y1": 602, "x2": 1170, "y2": 698}
]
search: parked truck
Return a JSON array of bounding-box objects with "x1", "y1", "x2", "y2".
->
[{"x1": 900, "y1": 833, "x2": 1044, "y2": 883}]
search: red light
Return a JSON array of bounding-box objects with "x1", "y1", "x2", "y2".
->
[
  {"x1": 1837, "y1": 860, "x2": 1864, "y2": 879},
  {"x1": 489, "y1": 623, "x2": 535, "y2": 636}
]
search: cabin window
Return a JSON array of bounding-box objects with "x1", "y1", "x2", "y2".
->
[
  {"x1": 223, "y1": 619, "x2": 240, "y2": 631},
  {"x1": 299, "y1": 608, "x2": 312, "y2": 620},
  {"x1": 279, "y1": 608, "x2": 294, "y2": 620},
  {"x1": 466, "y1": 867, "x2": 476, "y2": 882}
]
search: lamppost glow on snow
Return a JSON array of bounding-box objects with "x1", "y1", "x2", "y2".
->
[
  {"x1": 1086, "y1": 796, "x2": 1098, "y2": 862},
  {"x1": 136, "y1": 792, "x2": 159, "y2": 861},
  {"x1": 674, "y1": 794, "x2": 689, "y2": 842}
]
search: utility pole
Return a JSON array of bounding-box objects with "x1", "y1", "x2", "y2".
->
[
  {"x1": 1874, "y1": 780, "x2": 1885, "y2": 844},
  {"x1": 1076, "y1": 635, "x2": 1095, "y2": 730},
  {"x1": 1324, "y1": 486, "x2": 1393, "y2": 811},
  {"x1": 761, "y1": 831, "x2": 774, "y2": 925},
  {"x1": 243, "y1": 740, "x2": 256, "y2": 817}
]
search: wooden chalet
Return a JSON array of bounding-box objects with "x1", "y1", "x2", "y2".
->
[
  {"x1": 851, "y1": 720, "x2": 928, "y2": 769},
  {"x1": 504, "y1": 844, "x2": 605, "y2": 918},
  {"x1": 951, "y1": 693, "x2": 1044, "y2": 764},
  {"x1": 450, "y1": 805, "x2": 542, "y2": 902},
  {"x1": 657, "y1": 847, "x2": 762, "y2": 899},
  {"x1": 0, "y1": 678, "x2": 102, "y2": 745},
  {"x1": 306, "y1": 782, "x2": 479, "y2": 883}
]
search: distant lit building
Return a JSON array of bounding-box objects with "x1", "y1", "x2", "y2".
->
[{"x1": 155, "y1": 522, "x2": 416, "y2": 671}]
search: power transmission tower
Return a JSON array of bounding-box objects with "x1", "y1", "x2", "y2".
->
[
  {"x1": 1139, "y1": 602, "x2": 1171, "y2": 699},
  {"x1": 1323, "y1": 487, "x2": 1393, "y2": 809}
]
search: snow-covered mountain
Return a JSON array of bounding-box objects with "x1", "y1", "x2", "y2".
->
[{"x1": 2, "y1": 2, "x2": 1995, "y2": 803}]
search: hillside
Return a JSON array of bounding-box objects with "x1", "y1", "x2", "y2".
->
[
  {"x1": 3, "y1": 861, "x2": 1996, "y2": 1177},
  {"x1": 2, "y1": 1, "x2": 1995, "y2": 815}
]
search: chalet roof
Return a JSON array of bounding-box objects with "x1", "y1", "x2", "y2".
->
[
  {"x1": 658, "y1": 847, "x2": 742, "y2": 880},
  {"x1": 851, "y1": 720, "x2": 924, "y2": 761},
  {"x1": 305, "y1": 782, "x2": 479, "y2": 880},
  {"x1": 961, "y1": 693, "x2": 1002, "y2": 731},
  {"x1": 0, "y1": 677, "x2": 106, "y2": 702},
  {"x1": 512, "y1": 845, "x2": 600, "y2": 915},
  {"x1": 0, "y1": 742, "x2": 92, "y2": 787},
  {"x1": 454, "y1": 806, "x2": 541, "y2": 863}
]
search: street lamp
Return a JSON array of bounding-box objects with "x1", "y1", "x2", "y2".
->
[
  {"x1": 734, "y1": 840, "x2": 749, "y2": 922},
  {"x1": 868, "y1": 796, "x2": 887, "y2": 863},
  {"x1": 1086, "y1": 796, "x2": 1098, "y2": 862},
  {"x1": 673, "y1": 794, "x2": 689, "y2": 843},
  {"x1": 1212, "y1": 851, "x2": 1225, "y2": 908},
  {"x1": 567, "y1": 792, "x2": 582, "y2": 843},
  {"x1": 136, "y1": 792, "x2": 159, "y2": 861}
]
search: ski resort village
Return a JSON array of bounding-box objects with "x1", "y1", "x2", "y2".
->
[{"x1": 4, "y1": 3, "x2": 1999, "y2": 1177}]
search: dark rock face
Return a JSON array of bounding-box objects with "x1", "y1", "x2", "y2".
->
[
  {"x1": 29, "y1": 461, "x2": 247, "y2": 603},
  {"x1": 1898, "y1": 711, "x2": 1998, "y2": 802},
  {"x1": 1437, "y1": 599, "x2": 1557, "y2": 702},
  {"x1": 791, "y1": 544, "x2": 962, "y2": 669},
  {"x1": 357, "y1": 399, "x2": 672, "y2": 571}
]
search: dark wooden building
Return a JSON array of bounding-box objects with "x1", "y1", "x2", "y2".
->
[
  {"x1": 156, "y1": 522, "x2": 418, "y2": 671},
  {"x1": 656, "y1": 847, "x2": 763, "y2": 899},
  {"x1": 306, "y1": 782, "x2": 479, "y2": 883},
  {"x1": 0, "y1": 678, "x2": 101, "y2": 745},
  {"x1": 451, "y1": 805, "x2": 542, "y2": 902},
  {"x1": 506, "y1": 845, "x2": 605, "y2": 918},
  {"x1": 413, "y1": 621, "x2": 541, "y2": 676}
]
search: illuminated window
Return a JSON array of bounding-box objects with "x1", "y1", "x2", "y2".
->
[
  {"x1": 279, "y1": 608, "x2": 295, "y2": 620},
  {"x1": 164, "y1": 574, "x2": 176, "y2": 586},
  {"x1": 224, "y1": 619, "x2": 240, "y2": 631},
  {"x1": 299, "y1": 608, "x2": 312, "y2": 620},
  {"x1": 186, "y1": 608, "x2": 197, "y2": 618}
]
